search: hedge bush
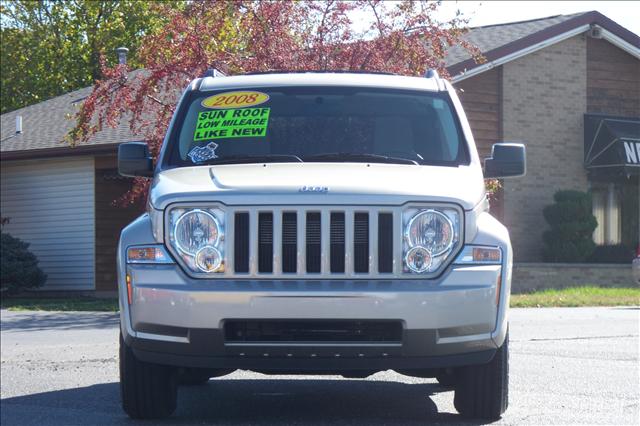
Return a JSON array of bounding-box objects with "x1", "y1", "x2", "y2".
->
[
  {"x1": 1, "y1": 232, "x2": 47, "y2": 296},
  {"x1": 542, "y1": 190, "x2": 597, "y2": 262}
]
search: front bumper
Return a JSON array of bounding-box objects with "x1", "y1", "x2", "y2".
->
[
  {"x1": 122, "y1": 265, "x2": 504, "y2": 370},
  {"x1": 118, "y1": 212, "x2": 511, "y2": 371}
]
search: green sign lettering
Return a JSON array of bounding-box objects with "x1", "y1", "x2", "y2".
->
[{"x1": 193, "y1": 107, "x2": 270, "y2": 141}]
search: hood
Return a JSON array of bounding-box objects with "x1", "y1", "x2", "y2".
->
[{"x1": 150, "y1": 162, "x2": 485, "y2": 210}]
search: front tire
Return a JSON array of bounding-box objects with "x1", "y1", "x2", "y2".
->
[
  {"x1": 436, "y1": 368, "x2": 457, "y2": 387},
  {"x1": 454, "y1": 331, "x2": 509, "y2": 420},
  {"x1": 119, "y1": 333, "x2": 178, "y2": 419}
]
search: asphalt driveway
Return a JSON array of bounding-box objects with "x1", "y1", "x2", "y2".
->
[{"x1": 1, "y1": 307, "x2": 638, "y2": 425}]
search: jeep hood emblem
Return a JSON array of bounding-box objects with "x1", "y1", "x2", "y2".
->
[{"x1": 299, "y1": 186, "x2": 329, "y2": 193}]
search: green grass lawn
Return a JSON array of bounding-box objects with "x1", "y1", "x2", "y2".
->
[
  {"x1": 1, "y1": 286, "x2": 638, "y2": 312},
  {"x1": 510, "y1": 286, "x2": 640, "y2": 308}
]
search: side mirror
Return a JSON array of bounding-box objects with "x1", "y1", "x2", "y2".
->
[
  {"x1": 118, "y1": 142, "x2": 154, "y2": 178},
  {"x1": 484, "y1": 143, "x2": 526, "y2": 178}
]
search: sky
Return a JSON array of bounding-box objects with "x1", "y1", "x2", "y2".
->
[{"x1": 436, "y1": 1, "x2": 640, "y2": 35}]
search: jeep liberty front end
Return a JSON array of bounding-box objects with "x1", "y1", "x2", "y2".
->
[{"x1": 117, "y1": 71, "x2": 525, "y2": 420}]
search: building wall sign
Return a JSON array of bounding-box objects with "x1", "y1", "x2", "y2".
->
[
  {"x1": 584, "y1": 114, "x2": 640, "y2": 176},
  {"x1": 623, "y1": 140, "x2": 640, "y2": 165}
]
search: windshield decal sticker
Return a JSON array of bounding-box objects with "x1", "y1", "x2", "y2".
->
[
  {"x1": 193, "y1": 108, "x2": 270, "y2": 141},
  {"x1": 188, "y1": 141, "x2": 219, "y2": 163},
  {"x1": 201, "y1": 91, "x2": 269, "y2": 109}
]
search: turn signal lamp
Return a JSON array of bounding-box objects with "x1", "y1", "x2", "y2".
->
[
  {"x1": 126, "y1": 245, "x2": 173, "y2": 264},
  {"x1": 454, "y1": 246, "x2": 502, "y2": 265},
  {"x1": 472, "y1": 247, "x2": 502, "y2": 263}
]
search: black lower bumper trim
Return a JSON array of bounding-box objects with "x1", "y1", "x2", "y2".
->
[
  {"x1": 132, "y1": 346, "x2": 496, "y2": 371},
  {"x1": 125, "y1": 327, "x2": 496, "y2": 371}
]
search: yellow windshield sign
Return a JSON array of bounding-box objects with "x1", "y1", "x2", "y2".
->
[{"x1": 201, "y1": 91, "x2": 269, "y2": 109}]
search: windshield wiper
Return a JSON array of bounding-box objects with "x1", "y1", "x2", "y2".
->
[
  {"x1": 203, "y1": 154, "x2": 303, "y2": 166},
  {"x1": 303, "y1": 153, "x2": 419, "y2": 165}
]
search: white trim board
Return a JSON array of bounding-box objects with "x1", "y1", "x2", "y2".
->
[{"x1": 452, "y1": 25, "x2": 640, "y2": 83}]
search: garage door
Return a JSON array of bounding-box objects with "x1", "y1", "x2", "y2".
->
[{"x1": 1, "y1": 156, "x2": 95, "y2": 290}]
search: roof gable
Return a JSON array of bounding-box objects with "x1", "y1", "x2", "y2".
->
[
  {"x1": 447, "y1": 10, "x2": 640, "y2": 82},
  {"x1": 445, "y1": 13, "x2": 582, "y2": 66}
]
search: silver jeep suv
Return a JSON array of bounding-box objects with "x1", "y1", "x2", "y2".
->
[{"x1": 117, "y1": 70, "x2": 525, "y2": 420}]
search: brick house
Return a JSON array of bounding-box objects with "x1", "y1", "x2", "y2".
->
[
  {"x1": 1, "y1": 11, "x2": 638, "y2": 293},
  {"x1": 448, "y1": 11, "x2": 639, "y2": 288}
]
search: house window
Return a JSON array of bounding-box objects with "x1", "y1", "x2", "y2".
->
[{"x1": 591, "y1": 183, "x2": 620, "y2": 245}]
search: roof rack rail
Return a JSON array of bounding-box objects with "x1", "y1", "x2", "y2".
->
[
  {"x1": 424, "y1": 69, "x2": 439, "y2": 79},
  {"x1": 201, "y1": 68, "x2": 226, "y2": 78},
  {"x1": 243, "y1": 70, "x2": 396, "y2": 76}
]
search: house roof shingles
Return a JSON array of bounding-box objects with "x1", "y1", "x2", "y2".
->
[
  {"x1": 444, "y1": 13, "x2": 584, "y2": 66},
  {"x1": 0, "y1": 85, "x2": 136, "y2": 158}
]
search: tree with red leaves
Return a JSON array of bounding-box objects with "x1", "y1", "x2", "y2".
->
[{"x1": 70, "y1": 0, "x2": 482, "y2": 204}]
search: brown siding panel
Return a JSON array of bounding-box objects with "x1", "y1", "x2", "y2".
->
[
  {"x1": 94, "y1": 156, "x2": 144, "y2": 291},
  {"x1": 454, "y1": 67, "x2": 504, "y2": 221},
  {"x1": 587, "y1": 38, "x2": 640, "y2": 116},
  {"x1": 455, "y1": 67, "x2": 502, "y2": 159}
]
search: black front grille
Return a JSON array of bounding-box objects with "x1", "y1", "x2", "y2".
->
[
  {"x1": 224, "y1": 320, "x2": 402, "y2": 343},
  {"x1": 258, "y1": 213, "x2": 273, "y2": 273},
  {"x1": 354, "y1": 212, "x2": 369, "y2": 273},
  {"x1": 306, "y1": 212, "x2": 321, "y2": 273},
  {"x1": 282, "y1": 212, "x2": 297, "y2": 273},
  {"x1": 330, "y1": 212, "x2": 345, "y2": 273},
  {"x1": 234, "y1": 212, "x2": 249, "y2": 273},
  {"x1": 378, "y1": 213, "x2": 393, "y2": 273},
  {"x1": 232, "y1": 209, "x2": 397, "y2": 275}
]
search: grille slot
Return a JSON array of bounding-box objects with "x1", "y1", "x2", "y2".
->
[
  {"x1": 306, "y1": 212, "x2": 321, "y2": 273},
  {"x1": 330, "y1": 212, "x2": 345, "y2": 273},
  {"x1": 234, "y1": 212, "x2": 249, "y2": 273},
  {"x1": 282, "y1": 212, "x2": 297, "y2": 273},
  {"x1": 354, "y1": 212, "x2": 369, "y2": 273},
  {"x1": 378, "y1": 213, "x2": 393, "y2": 273},
  {"x1": 258, "y1": 212, "x2": 273, "y2": 273},
  {"x1": 224, "y1": 320, "x2": 402, "y2": 343}
]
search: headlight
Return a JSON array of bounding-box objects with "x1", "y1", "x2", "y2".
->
[
  {"x1": 403, "y1": 207, "x2": 460, "y2": 274},
  {"x1": 405, "y1": 210, "x2": 454, "y2": 256},
  {"x1": 174, "y1": 209, "x2": 220, "y2": 255},
  {"x1": 405, "y1": 246, "x2": 433, "y2": 273},
  {"x1": 168, "y1": 208, "x2": 225, "y2": 274}
]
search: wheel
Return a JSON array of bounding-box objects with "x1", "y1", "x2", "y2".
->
[
  {"x1": 119, "y1": 333, "x2": 178, "y2": 419},
  {"x1": 179, "y1": 368, "x2": 215, "y2": 385},
  {"x1": 454, "y1": 330, "x2": 509, "y2": 420},
  {"x1": 179, "y1": 368, "x2": 211, "y2": 385},
  {"x1": 436, "y1": 368, "x2": 457, "y2": 387},
  {"x1": 179, "y1": 367, "x2": 235, "y2": 385}
]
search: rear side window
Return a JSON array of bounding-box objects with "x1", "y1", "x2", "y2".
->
[{"x1": 167, "y1": 86, "x2": 468, "y2": 166}]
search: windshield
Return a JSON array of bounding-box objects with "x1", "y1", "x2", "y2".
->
[{"x1": 166, "y1": 86, "x2": 469, "y2": 167}]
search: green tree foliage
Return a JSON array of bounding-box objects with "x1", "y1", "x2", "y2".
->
[
  {"x1": 0, "y1": 0, "x2": 174, "y2": 113},
  {"x1": 542, "y1": 190, "x2": 598, "y2": 262},
  {"x1": 1, "y1": 232, "x2": 47, "y2": 296}
]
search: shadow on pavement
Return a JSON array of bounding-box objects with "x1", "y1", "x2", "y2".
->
[
  {"x1": 0, "y1": 312, "x2": 119, "y2": 332},
  {"x1": 0, "y1": 379, "x2": 489, "y2": 425}
]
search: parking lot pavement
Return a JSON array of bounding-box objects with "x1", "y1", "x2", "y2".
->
[{"x1": 1, "y1": 307, "x2": 638, "y2": 425}]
